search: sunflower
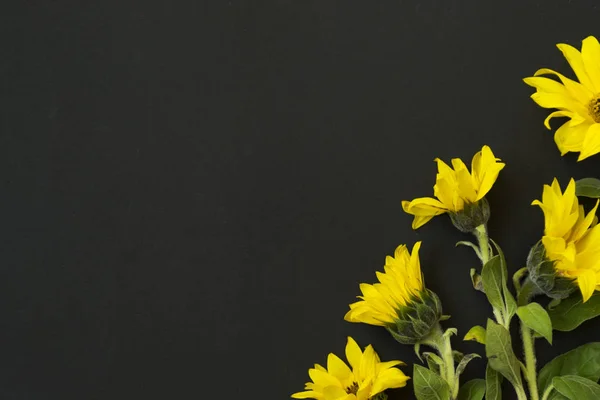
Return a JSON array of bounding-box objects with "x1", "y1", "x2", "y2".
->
[
  {"x1": 291, "y1": 337, "x2": 409, "y2": 400},
  {"x1": 402, "y1": 145, "x2": 505, "y2": 230},
  {"x1": 524, "y1": 36, "x2": 600, "y2": 161},
  {"x1": 344, "y1": 242, "x2": 424, "y2": 326},
  {"x1": 532, "y1": 178, "x2": 600, "y2": 301}
]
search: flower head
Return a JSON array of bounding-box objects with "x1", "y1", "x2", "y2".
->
[
  {"x1": 531, "y1": 178, "x2": 600, "y2": 301},
  {"x1": 344, "y1": 242, "x2": 442, "y2": 344},
  {"x1": 402, "y1": 145, "x2": 505, "y2": 230},
  {"x1": 291, "y1": 337, "x2": 409, "y2": 400},
  {"x1": 524, "y1": 36, "x2": 600, "y2": 161}
]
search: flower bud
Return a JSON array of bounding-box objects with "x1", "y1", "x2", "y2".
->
[
  {"x1": 387, "y1": 289, "x2": 443, "y2": 345},
  {"x1": 526, "y1": 240, "x2": 576, "y2": 299},
  {"x1": 448, "y1": 198, "x2": 490, "y2": 233}
]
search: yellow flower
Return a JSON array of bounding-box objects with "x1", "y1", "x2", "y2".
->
[
  {"x1": 291, "y1": 337, "x2": 409, "y2": 400},
  {"x1": 344, "y1": 242, "x2": 424, "y2": 326},
  {"x1": 402, "y1": 145, "x2": 505, "y2": 229},
  {"x1": 532, "y1": 178, "x2": 600, "y2": 301},
  {"x1": 524, "y1": 36, "x2": 600, "y2": 161}
]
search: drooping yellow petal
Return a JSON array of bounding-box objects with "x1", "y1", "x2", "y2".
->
[
  {"x1": 401, "y1": 197, "x2": 448, "y2": 229},
  {"x1": 554, "y1": 121, "x2": 591, "y2": 155},
  {"x1": 577, "y1": 269, "x2": 597, "y2": 302},
  {"x1": 534, "y1": 68, "x2": 594, "y2": 104},
  {"x1": 371, "y1": 368, "x2": 410, "y2": 395},
  {"x1": 291, "y1": 390, "x2": 320, "y2": 399},
  {"x1": 578, "y1": 124, "x2": 600, "y2": 161}
]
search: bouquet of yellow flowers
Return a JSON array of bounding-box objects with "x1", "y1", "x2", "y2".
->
[{"x1": 292, "y1": 36, "x2": 600, "y2": 400}]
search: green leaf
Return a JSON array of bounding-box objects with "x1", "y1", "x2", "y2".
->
[
  {"x1": 464, "y1": 325, "x2": 486, "y2": 344},
  {"x1": 413, "y1": 364, "x2": 451, "y2": 400},
  {"x1": 481, "y1": 256, "x2": 506, "y2": 312},
  {"x1": 516, "y1": 302, "x2": 553, "y2": 344},
  {"x1": 456, "y1": 353, "x2": 480, "y2": 380},
  {"x1": 485, "y1": 319, "x2": 523, "y2": 388},
  {"x1": 485, "y1": 364, "x2": 502, "y2": 400},
  {"x1": 538, "y1": 343, "x2": 600, "y2": 394},
  {"x1": 423, "y1": 352, "x2": 444, "y2": 375},
  {"x1": 457, "y1": 379, "x2": 485, "y2": 400},
  {"x1": 552, "y1": 375, "x2": 600, "y2": 399},
  {"x1": 576, "y1": 178, "x2": 600, "y2": 198},
  {"x1": 490, "y1": 239, "x2": 517, "y2": 322},
  {"x1": 548, "y1": 292, "x2": 600, "y2": 331}
]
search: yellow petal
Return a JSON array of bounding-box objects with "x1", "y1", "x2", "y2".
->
[
  {"x1": 451, "y1": 158, "x2": 477, "y2": 202},
  {"x1": 534, "y1": 68, "x2": 594, "y2": 104},
  {"x1": 358, "y1": 346, "x2": 377, "y2": 383},
  {"x1": 582, "y1": 36, "x2": 600, "y2": 92},
  {"x1": 577, "y1": 269, "x2": 597, "y2": 302},
  {"x1": 554, "y1": 121, "x2": 591, "y2": 155},
  {"x1": 473, "y1": 145, "x2": 505, "y2": 201},
  {"x1": 291, "y1": 390, "x2": 319, "y2": 399},
  {"x1": 578, "y1": 124, "x2": 600, "y2": 161},
  {"x1": 309, "y1": 369, "x2": 341, "y2": 388},
  {"x1": 544, "y1": 110, "x2": 575, "y2": 130},
  {"x1": 327, "y1": 353, "x2": 352, "y2": 382},
  {"x1": 345, "y1": 337, "x2": 363, "y2": 370},
  {"x1": 322, "y1": 385, "x2": 347, "y2": 399},
  {"x1": 402, "y1": 197, "x2": 448, "y2": 229},
  {"x1": 557, "y1": 43, "x2": 595, "y2": 90},
  {"x1": 531, "y1": 92, "x2": 589, "y2": 116},
  {"x1": 371, "y1": 368, "x2": 410, "y2": 395}
]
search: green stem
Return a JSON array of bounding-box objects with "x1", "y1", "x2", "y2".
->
[
  {"x1": 474, "y1": 224, "x2": 490, "y2": 264},
  {"x1": 541, "y1": 384, "x2": 555, "y2": 400},
  {"x1": 516, "y1": 385, "x2": 529, "y2": 400},
  {"x1": 521, "y1": 323, "x2": 540, "y2": 400},
  {"x1": 422, "y1": 324, "x2": 457, "y2": 399},
  {"x1": 440, "y1": 333, "x2": 457, "y2": 399},
  {"x1": 518, "y1": 276, "x2": 542, "y2": 400}
]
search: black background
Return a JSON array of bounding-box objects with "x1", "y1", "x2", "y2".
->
[{"x1": 2, "y1": 1, "x2": 600, "y2": 399}]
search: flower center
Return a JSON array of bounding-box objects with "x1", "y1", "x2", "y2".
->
[
  {"x1": 345, "y1": 382, "x2": 359, "y2": 395},
  {"x1": 589, "y1": 95, "x2": 600, "y2": 123}
]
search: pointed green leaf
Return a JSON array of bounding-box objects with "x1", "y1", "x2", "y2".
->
[
  {"x1": 464, "y1": 325, "x2": 486, "y2": 344},
  {"x1": 490, "y1": 239, "x2": 517, "y2": 322},
  {"x1": 485, "y1": 364, "x2": 502, "y2": 400},
  {"x1": 517, "y1": 302, "x2": 553, "y2": 344},
  {"x1": 576, "y1": 178, "x2": 600, "y2": 198},
  {"x1": 538, "y1": 343, "x2": 600, "y2": 394},
  {"x1": 481, "y1": 255, "x2": 506, "y2": 311},
  {"x1": 413, "y1": 364, "x2": 451, "y2": 400},
  {"x1": 457, "y1": 379, "x2": 485, "y2": 400},
  {"x1": 485, "y1": 319, "x2": 523, "y2": 388},
  {"x1": 423, "y1": 352, "x2": 443, "y2": 375},
  {"x1": 552, "y1": 375, "x2": 600, "y2": 399},
  {"x1": 547, "y1": 292, "x2": 600, "y2": 331},
  {"x1": 456, "y1": 353, "x2": 480, "y2": 379}
]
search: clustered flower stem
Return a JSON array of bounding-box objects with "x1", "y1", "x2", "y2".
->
[
  {"x1": 473, "y1": 225, "x2": 543, "y2": 400},
  {"x1": 421, "y1": 323, "x2": 458, "y2": 399}
]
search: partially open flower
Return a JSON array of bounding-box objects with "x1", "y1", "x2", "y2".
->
[
  {"x1": 524, "y1": 36, "x2": 600, "y2": 161},
  {"x1": 344, "y1": 242, "x2": 442, "y2": 344},
  {"x1": 291, "y1": 337, "x2": 409, "y2": 400},
  {"x1": 530, "y1": 178, "x2": 600, "y2": 301},
  {"x1": 402, "y1": 145, "x2": 504, "y2": 231}
]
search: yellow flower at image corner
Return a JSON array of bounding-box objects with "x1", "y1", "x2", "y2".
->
[
  {"x1": 401, "y1": 145, "x2": 505, "y2": 230},
  {"x1": 532, "y1": 178, "x2": 600, "y2": 301},
  {"x1": 291, "y1": 337, "x2": 409, "y2": 400},
  {"x1": 344, "y1": 242, "x2": 424, "y2": 326},
  {"x1": 524, "y1": 36, "x2": 600, "y2": 161}
]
